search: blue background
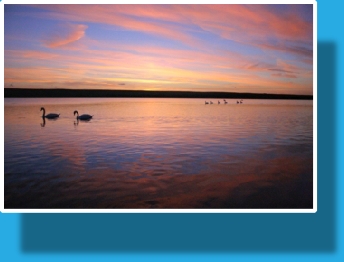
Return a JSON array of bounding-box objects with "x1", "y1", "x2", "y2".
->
[{"x1": 1, "y1": 0, "x2": 343, "y2": 261}]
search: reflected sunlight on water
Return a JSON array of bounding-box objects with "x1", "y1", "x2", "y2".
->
[{"x1": 4, "y1": 98, "x2": 313, "y2": 209}]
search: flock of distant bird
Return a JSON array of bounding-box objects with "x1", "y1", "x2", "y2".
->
[
  {"x1": 41, "y1": 100, "x2": 244, "y2": 120},
  {"x1": 205, "y1": 99, "x2": 243, "y2": 105},
  {"x1": 40, "y1": 107, "x2": 93, "y2": 120}
]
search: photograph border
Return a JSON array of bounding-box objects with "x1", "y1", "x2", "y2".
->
[{"x1": 1, "y1": 0, "x2": 317, "y2": 213}]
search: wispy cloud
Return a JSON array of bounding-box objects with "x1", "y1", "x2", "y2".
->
[
  {"x1": 257, "y1": 42, "x2": 313, "y2": 59},
  {"x1": 44, "y1": 23, "x2": 88, "y2": 48},
  {"x1": 32, "y1": 5, "x2": 201, "y2": 48},
  {"x1": 5, "y1": 41, "x2": 313, "y2": 93},
  {"x1": 4, "y1": 4, "x2": 313, "y2": 95},
  {"x1": 32, "y1": 4, "x2": 312, "y2": 52}
]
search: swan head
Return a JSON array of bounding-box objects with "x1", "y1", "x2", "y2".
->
[
  {"x1": 73, "y1": 110, "x2": 78, "y2": 116},
  {"x1": 40, "y1": 107, "x2": 45, "y2": 111}
]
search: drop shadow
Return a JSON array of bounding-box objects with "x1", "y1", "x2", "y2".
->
[{"x1": 20, "y1": 42, "x2": 336, "y2": 253}]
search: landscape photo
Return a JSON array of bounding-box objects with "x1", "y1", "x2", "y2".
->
[{"x1": 3, "y1": 3, "x2": 314, "y2": 210}]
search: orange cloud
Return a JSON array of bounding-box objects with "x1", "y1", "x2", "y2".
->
[
  {"x1": 45, "y1": 23, "x2": 88, "y2": 48},
  {"x1": 5, "y1": 4, "x2": 313, "y2": 95},
  {"x1": 5, "y1": 43, "x2": 312, "y2": 94}
]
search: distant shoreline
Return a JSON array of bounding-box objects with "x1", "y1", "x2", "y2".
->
[{"x1": 4, "y1": 88, "x2": 313, "y2": 100}]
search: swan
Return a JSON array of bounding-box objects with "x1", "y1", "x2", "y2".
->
[
  {"x1": 205, "y1": 101, "x2": 209, "y2": 105},
  {"x1": 40, "y1": 107, "x2": 60, "y2": 119},
  {"x1": 74, "y1": 110, "x2": 93, "y2": 120},
  {"x1": 223, "y1": 99, "x2": 228, "y2": 104}
]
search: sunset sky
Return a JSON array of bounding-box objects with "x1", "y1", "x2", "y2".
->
[{"x1": 4, "y1": 4, "x2": 313, "y2": 95}]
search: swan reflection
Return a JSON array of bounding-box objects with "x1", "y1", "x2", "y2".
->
[
  {"x1": 74, "y1": 118, "x2": 92, "y2": 126},
  {"x1": 40, "y1": 116, "x2": 59, "y2": 127}
]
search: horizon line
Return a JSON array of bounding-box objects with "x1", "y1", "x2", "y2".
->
[{"x1": 4, "y1": 88, "x2": 313, "y2": 100}]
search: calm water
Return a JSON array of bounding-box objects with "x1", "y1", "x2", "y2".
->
[{"x1": 4, "y1": 98, "x2": 313, "y2": 209}]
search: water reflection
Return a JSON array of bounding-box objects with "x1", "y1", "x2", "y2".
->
[
  {"x1": 74, "y1": 110, "x2": 93, "y2": 121},
  {"x1": 4, "y1": 98, "x2": 313, "y2": 209},
  {"x1": 40, "y1": 116, "x2": 60, "y2": 127},
  {"x1": 74, "y1": 118, "x2": 92, "y2": 126}
]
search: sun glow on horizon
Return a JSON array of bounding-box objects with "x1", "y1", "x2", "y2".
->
[{"x1": 4, "y1": 4, "x2": 313, "y2": 95}]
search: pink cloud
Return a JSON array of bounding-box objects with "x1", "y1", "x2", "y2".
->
[
  {"x1": 33, "y1": 5, "x2": 200, "y2": 48},
  {"x1": 31, "y1": 4, "x2": 312, "y2": 55},
  {"x1": 45, "y1": 23, "x2": 88, "y2": 48},
  {"x1": 172, "y1": 5, "x2": 312, "y2": 43},
  {"x1": 5, "y1": 44, "x2": 311, "y2": 94},
  {"x1": 5, "y1": 4, "x2": 313, "y2": 95},
  {"x1": 5, "y1": 50, "x2": 58, "y2": 61}
]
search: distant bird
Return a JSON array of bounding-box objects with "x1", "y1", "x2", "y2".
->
[
  {"x1": 205, "y1": 101, "x2": 209, "y2": 105},
  {"x1": 218, "y1": 100, "x2": 220, "y2": 104},
  {"x1": 223, "y1": 99, "x2": 228, "y2": 104},
  {"x1": 74, "y1": 110, "x2": 93, "y2": 121},
  {"x1": 40, "y1": 107, "x2": 60, "y2": 119},
  {"x1": 210, "y1": 101, "x2": 213, "y2": 104},
  {"x1": 240, "y1": 99, "x2": 243, "y2": 104},
  {"x1": 237, "y1": 101, "x2": 239, "y2": 104}
]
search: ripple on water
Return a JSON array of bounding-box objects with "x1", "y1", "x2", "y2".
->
[{"x1": 4, "y1": 98, "x2": 313, "y2": 208}]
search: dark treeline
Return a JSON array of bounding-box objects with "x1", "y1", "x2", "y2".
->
[{"x1": 4, "y1": 88, "x2": 313, "y2": 100}]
